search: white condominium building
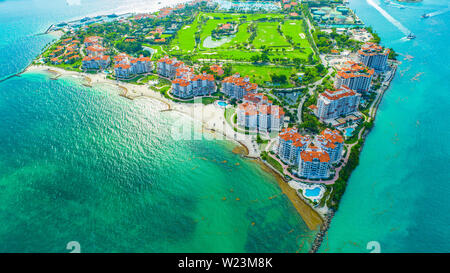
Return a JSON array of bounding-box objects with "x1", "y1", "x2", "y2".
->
[
  {"x1": 130, "y1": 56, "x2": 152, "y2": 74},
  {"x1": 335, "y1": 61, "x2": 374, "y2": 93},
  {"x1": 222, "y1": 73, "x2": 258, "y2": 100},
  {"x1": 82, "y1": 55, "x2": 110, "y2": 70},
  {"x1": 236, "y1": 93, "x2": 285, "y2": 132},
  {"x1": 86, "y1": 44, "x2": 107, "y2": 57},
  {"x1": 171, "y1": 67, "x2": 216, "y2": 99},
  {"x1": 298, "y1": 144, "x2": 331, "y2": 179},
  {"x1": 316, "y1": 129, "x2": 344, "y2": 163},
  {"x1": 113, "y1": 53, "x2": 152, "y2": 78},
  {"x1": 157, "y1": 55, "x2": 184, "y2": 79},
  {"x1": 358, "y1": 42, "x2": 389, "y2": 72},
  {"x1": 317, "y1": 85, "x2": 361, "y2": 121},
  {"x1": 277, "y1": 128, "x2": 311, "y2": 165}
]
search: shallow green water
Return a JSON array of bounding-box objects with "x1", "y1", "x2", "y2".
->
[{"x1": 0, "y1": 71, "x2": 315, "y2": 252}]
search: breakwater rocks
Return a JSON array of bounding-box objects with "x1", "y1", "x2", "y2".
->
[{"x1": 309, "y1": 210, "x2": 335, "y2": 253}]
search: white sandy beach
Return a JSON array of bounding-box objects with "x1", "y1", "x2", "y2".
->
[
  {"x1": 24, "y1": 65, "x2": 323, "y2": 230},
  {"x1": 25, "y1": 65, "x2": 260, "y2": 158}
]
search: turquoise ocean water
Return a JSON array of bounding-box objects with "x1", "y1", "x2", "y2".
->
[
  {"x1": 0, "y1": 0, "x2": 449, "y2": 253},
  {"x1": 0, "y1": 0, "x2": 315, "y2": 252},
  {"x1": 320, "y1": 0, "x2": 450, "y2": 252}
]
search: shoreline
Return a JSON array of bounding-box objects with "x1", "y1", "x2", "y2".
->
[
  {"x1": 24, "y1": 64, "x2": 323, "y2": 234},
  {"x1": 255, "y1": 159, "x2": 323, "y2": 231},
  {"x1": 24, "y1": 0, "x2": 399, "y2": 249}
]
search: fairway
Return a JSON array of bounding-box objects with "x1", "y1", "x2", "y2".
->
[
  {"x1": 168, "y1": 12, "x2": 314, "y2": 62},
  {"x1": 281, "y1": 20, "x2": 311, "y2": 48},
  {"x1": 169, "y1": 15, "x2": 200, "y2": 54},
  {"x1": 253, "y1": 22, "x2": 290, "y2": 48},
  {"x1": 231, "y1": 64, "x2": 297, "y2": 88}
]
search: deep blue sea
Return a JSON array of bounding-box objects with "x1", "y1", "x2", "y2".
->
[{"x1": 0, "y1": 0, "x2": 449, "y2": 253}]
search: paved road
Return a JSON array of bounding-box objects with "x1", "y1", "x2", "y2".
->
[{"x1": 296, "y1": 67, "x2": 334, "y2": 123}]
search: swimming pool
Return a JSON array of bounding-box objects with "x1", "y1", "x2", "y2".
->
[
  {"x1": 345, "y1": 127, "x2": 355, "y2": 137},
  {"x1": 305, "y1": 187, "x2": 321, "y2": 197},
  {"x1": 217, "y1": 101, "x2": 227, "y2": 107}
]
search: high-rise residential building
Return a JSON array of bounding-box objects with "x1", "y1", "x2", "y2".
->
[
  {"x1": 316, "y1": 129, "x2": 344, "y2": 163},
  {"x1": 157, "y1": 55, "x2": 184, "y2": 79},
  {"x1": 82, "y1": 55, "x2": 110, "y2": 70},
  {"x1": 277, "y1": 128, "x2": 311, "y2": 165},
  {"x1": 358, "y1": 42, "x2": 389, "y2": 72},
  {"x1": 335, "y1": 61, "x2": 374, "y2": 93},
  {"x1": 316, "y1": 85, "x2": 361, "y2": 121},
  {"x1": 113, "y1": 53, "x2": 152, "y2": 78},
  {"x1": 221, "y1": 73, "x2": 258, "y2": 100},
  {"x1": 298, "y1": 144, "x2": 331, "y2": 179},
  {"x1": 236, "y1": 93, "x2": 285, "y2": 132},
  {"x1": 171, "y1": 71, "x2": 216, "y2": 99}
]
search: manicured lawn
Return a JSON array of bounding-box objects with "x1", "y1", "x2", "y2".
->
[
  {"x1": 253, "y1": 22, "x2": 290, "y2": 48},
  {"x1": 167, "y1": 12, "x2": 314, "y2": 63},
  {"x1": 281, "y1": 20, "x2": 313, "y2": 56},
  {"x1": 169, "y1": 15, "x2": 200, "y2": 53},
  {"x1": 231, "y1": 64, "x2": 297, "y2": 88}
]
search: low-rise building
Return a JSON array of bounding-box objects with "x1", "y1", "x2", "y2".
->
[
  {"x1": 222, "y1": 73, "x2": 258, "y2": 100},
  {"x1": 335, "y1": 61, "x2": 374, "y2": 93},
  {"x1": 298, "y1": 144, "x2": 331, "y2": 179},
  {"x1": 84, "y1": 36, "x2": 103, "y2": 47},
  {"x1": 50, "y1": 57, "x2": 62, "y2": 65},
  {"x1": 210, "y1": 64, "x2": 224, "y2": 76},
  {"x1": 358, "y1": 42, "x2": 389, "y2": 72},
  {"x1": 236, "y1": 93, "x2": 285, "y2": 132},
  {"x1": 316, "y1": 85, "x2": 361, "y2": 121}
]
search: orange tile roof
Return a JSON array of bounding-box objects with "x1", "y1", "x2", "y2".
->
[
  {"x1": 219, "y1": 23, "x2": 232, "y2": 30},
  {"x1": 320, "y1": 85, "x2": 357, "y2": 101},
  {"x1": 320, "y1": 128, "x2": 344, "y2": 144},
  {"x1": 222, "y1": 73, "x2": 258, "y2": 91},
  {"x1": 300, "y1": 145, "x2": 330, "y2": 162},
  {"x1": 115, "y1": 63, "x2": 131, "y2": 69},
  {"x1": 86, "y1": 45, "x2": 106, "y2": 52},
  {"x1": 279, "y1": 128, "x2": 310, "y2": 148},
  {"x1": 358, "y1": 42, "x2": 389, "y2": 56},
  {"x1": 192, "y1": 72, "x2": 215, "y2": 82},
  {"x1": 337, "y1": 61, "x2": 374, "y2": 79},
  {"x1": 84, "y1": 36, "x2": 102, "y2": 44},
  {"x1": 210, "y1": 64, "x2": 223, "y2": 75},
  {"x1": 172, "y1": 78, "x2": 191, "y2": 87}
]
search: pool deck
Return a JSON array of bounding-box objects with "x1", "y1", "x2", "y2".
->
[{"x1": 289, "y1": 181, "x2": 325, "y2": 203}]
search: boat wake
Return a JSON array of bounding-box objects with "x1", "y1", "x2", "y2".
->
[
  {"x1": 367, "y1": 0, "x2": 411, "y2": 37},
  {"x1": 423, "y1": 5, "x2": 450, "y2": 18}
]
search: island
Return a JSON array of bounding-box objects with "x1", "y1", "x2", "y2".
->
[{"x1": 29, "y1": 0, "x2": 399, "y2": 253}]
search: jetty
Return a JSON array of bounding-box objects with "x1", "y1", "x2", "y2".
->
[{"x1": 309, "y1": 210, "x2": 335, "y2": 253}]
